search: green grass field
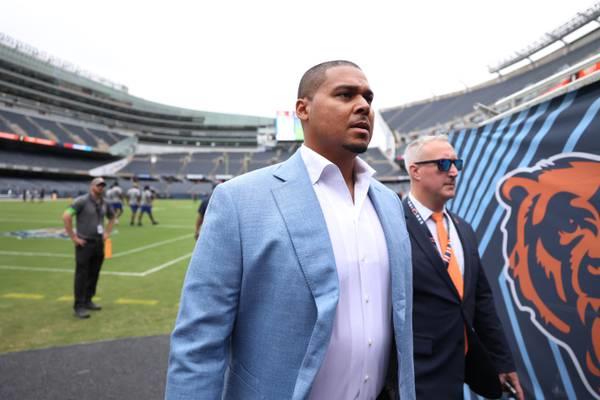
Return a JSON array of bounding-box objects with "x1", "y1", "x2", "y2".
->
[{"x1": 0, "y1": 199, "x2": 199, "y2": 354}]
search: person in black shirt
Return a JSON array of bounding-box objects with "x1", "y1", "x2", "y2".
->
[{"x1": 62, "y1": 177, "x2": 115, "y2": 319}]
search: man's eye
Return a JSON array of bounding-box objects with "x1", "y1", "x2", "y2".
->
[{"x1": 337, "y1": 92, "x2": 352, "y2": 99}]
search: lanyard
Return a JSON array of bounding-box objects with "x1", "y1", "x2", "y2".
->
[
  {"x1": 406, "y1": 197, "x2": 454, "y2": 266},
  {"x1": 90, "y1": 195, "x2": 104, "y2": 224}
]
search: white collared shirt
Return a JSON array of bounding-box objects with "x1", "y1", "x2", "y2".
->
[
  {"x1": 408, "y1": 193, "x2": 465, "y2": 275},
  {"x1": 301, "y1": 145, "x2": 391, "y2": 400}
]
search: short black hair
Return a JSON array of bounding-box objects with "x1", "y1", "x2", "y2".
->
[{"x1": 297, "y1": 60, "x2": 361, "y2": 99}]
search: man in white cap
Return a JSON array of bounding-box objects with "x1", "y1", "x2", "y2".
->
[{"x1": 62, "y1": 177, "x2": 115, "y2": 319}]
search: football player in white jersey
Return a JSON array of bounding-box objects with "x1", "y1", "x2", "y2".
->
[{"x1": 125, "y1": 182, "x2": 142, "y2": 226}]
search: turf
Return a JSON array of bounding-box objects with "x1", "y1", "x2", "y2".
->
[{"x1": 0, "y1": 199, "x2": 199, "y2": 354}]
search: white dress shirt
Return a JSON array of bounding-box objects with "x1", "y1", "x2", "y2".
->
[
  {"x1": 408, "y1": 193, "x2": 465, "y2": 275},
  {"x1": 301, "y1": 145, "x2": 392, "y2": 400}
]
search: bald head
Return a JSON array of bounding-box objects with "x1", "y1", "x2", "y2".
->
[
  {"x1": 297, "y1": 60, "x2": 361, "y2": 99},
  {"x1": 404, "y1": 134, "x2": 451, "y2": 172}
]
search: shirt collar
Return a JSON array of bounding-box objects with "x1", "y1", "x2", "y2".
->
[
  {"x1": 300, "y1": 144, "x2": 375, "y2": 185},
  {"x1": 408, "y1": 192, "x2": 448, "y2": 221}
]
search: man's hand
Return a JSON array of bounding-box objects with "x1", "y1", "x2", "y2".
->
[
  {"x1": 104, "y1": 219, "x2": 115, "y2": 242},
  {"x1": 499, "y1": 371, "x2": 524, "y2": 400},
  {"x1": 72, "y1": 236, "x2": 86, "y2": 247}
]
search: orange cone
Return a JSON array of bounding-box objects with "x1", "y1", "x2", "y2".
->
[{"x1": 104, "y1": 238, "x2": 112, "y2": 259}]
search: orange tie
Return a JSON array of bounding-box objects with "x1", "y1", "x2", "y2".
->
[
  {"x1": 431, "y1": 211, "x2": 463, "y2": 298},
  {"x1": 431, "y1": 211, "x2": 468, "y2": 354}
]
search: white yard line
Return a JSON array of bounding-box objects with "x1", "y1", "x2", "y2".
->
[
  {"x1": 153, "y1": 224, "x2": 191, "y2": 229},
  {"x1": 0, "y1": 218, "x2": 189, "y2": 228},
  {"x1": 140, "y1": 253, "x2": 192, "y2": 276},
  {"x1": 0, "y1": 252, "x2": 192, "y2": 277},
  {"x1": 0, "y1": 251, "x2": 71, "y2": 258},
  {"x1": 0, "y1": 234, "x2": 192, "y2": 259},
  {"x1": 110, "y1": 234, "x2": 192, "y2": 258},
  {"x1": 0, "y1": 218, "x2": 60, "y2": 224},
  {"x1": 0, "y1": 265, "x2": 142, "y2": 276}
]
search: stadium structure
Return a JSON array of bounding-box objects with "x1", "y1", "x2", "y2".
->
[
  {"x1": 1, "y1": 4, "x2": 599, "y2": 199},
  {"x1": 1, "y1": 4, "x2": 600, "y2": 400},
  {"x1": 0, "y1": 36, "x2": 400, "y2": 199},
  {"x1": 382, "y1": 3, "x2": 600, "y2": 163}
]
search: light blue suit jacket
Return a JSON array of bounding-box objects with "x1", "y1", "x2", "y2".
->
[{"x1": 166, "y1": 150, "x2": 415, "y2": 400}]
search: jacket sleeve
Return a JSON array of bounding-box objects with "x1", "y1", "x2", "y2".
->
[
  {"x1": 165, "y1": 185, "x2": 242, "y2": 399},
  {"x1": 470, "y1": 226, "x2": 516, "y2": 373}
]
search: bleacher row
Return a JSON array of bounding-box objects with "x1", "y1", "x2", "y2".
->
[
  {"x1": 0, "y1": 145, "x2": 401, "y2": 198},
  {"x1": 0, "y1": 148, "x2": 108, "y2": 171},
  {"x1": 0, "y1": 176, "x2": 215, "y2": 199},
  {"x1": 122, "y1": 148, "x2": 399, "y2": 177},
  {"x1": 382, "y1": 29, "x2": 600, "y2": 133},
  {"x1": 120, "y1": 147, "x2": 399, "y2": 178},
  {"x1": 0, "y1": 108, "x2": 125, "y2": 150}
]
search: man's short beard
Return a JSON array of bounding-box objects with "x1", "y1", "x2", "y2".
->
[{"x1": 343, "y1": 143, "x2": 368, "y2": 154}]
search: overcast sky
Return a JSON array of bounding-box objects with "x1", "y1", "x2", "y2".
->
[{"x1": 1, "y1": 1, "x2": 597, "y2": 117}]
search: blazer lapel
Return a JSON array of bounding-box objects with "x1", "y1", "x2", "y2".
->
[
  {"x1": 270, "y1": 151, "x2": 339, "y2": 399},
  {"x1": 368, "y1": 184, "x2": 408, "y2": 321},
  {"x1": 403, "y1": 199, "x2": 461, "y2": 303}
]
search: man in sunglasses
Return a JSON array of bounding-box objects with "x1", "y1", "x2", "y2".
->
[{"x1": 402, "y1": 135, "x2": 523, "y2": 399}]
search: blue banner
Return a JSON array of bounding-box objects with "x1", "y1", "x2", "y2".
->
[{"x1": 449, "y1": 80, "x2": 600, "y2": 399}]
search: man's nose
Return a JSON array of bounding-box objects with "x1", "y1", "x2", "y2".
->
[
  {"x1": 354, "y1": 96, "x2": 371, "y2": 115},
  {"x1": 448, "y1": 163, "x2": 459, "y2": 176}
]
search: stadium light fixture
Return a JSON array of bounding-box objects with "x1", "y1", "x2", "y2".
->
[{"x1": 489, "y1": 3, "x2": 600, "y2": 73}]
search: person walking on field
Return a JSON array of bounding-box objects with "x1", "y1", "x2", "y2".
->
[
  {"x1": 125, "y1": 182, "x2": 141, "y2": 226},
  {"x1": 62, "y1": 177, "x2": 115, "y2": 319},
  {"x1": 106, "y1": 182, "x2": 124, "y2": 223},
  {"x1": 138, "y1": 185, "x2": 158, "y2": 226},
  {"x1": 166, "y1": 60, "x2": 415, "y2": 400}
]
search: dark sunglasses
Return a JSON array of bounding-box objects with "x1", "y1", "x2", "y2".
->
[{"x1": 414, "y1": 158, "x2": 463, "y2": 172}]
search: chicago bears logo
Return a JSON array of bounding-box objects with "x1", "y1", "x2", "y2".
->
[
  {"x1": 497, "y1": 153, "x2": 600, "y2": 398},
  {"x1": 1, "y1": 227, "x2": 71, "y2": 240}
]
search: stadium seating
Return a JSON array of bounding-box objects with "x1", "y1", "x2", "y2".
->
[
  {"x1": 364, "y1": 148, "x2": 402, "y2": 177},
  {"x1": 0, "y1": 114, "x2": 12, "y2": 133},
  {"x1": 0, "y1": 106, "x2": 128, "y2": 149},
  {"x1": 0, "y1": 109, "x2": 48, "y2": 139},
  {"x1": 0, "y1": 29, "x2": 421, "y2": 198},
  {"x1": 382, "y1": 31, "x2": 600, "y2": 133},
  {"x1": 0, "y1": 148, "x2": 111, "y2": 171}
]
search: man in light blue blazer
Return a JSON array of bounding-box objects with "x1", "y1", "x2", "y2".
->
[{"x1": 166, "y1": 61, "x2": 415, "y2": 400}]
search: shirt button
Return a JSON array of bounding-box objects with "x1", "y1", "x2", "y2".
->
[
  {"x1": 365, "y1": 296, "x2": 369, "y2": 303},
  {"x1": 368, "y1": 339, "x2": 373, "y2": 347},
  {"x1": 364, "y1": 374, "x2": 369, "y2": 382}
]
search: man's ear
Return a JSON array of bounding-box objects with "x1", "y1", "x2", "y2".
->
[
  {"x1": 296, "y1": 98, "x2": 309, "y2": 121},
  {"x1": 409, "y1": 164, "x2": 420, "y2": 181}
]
